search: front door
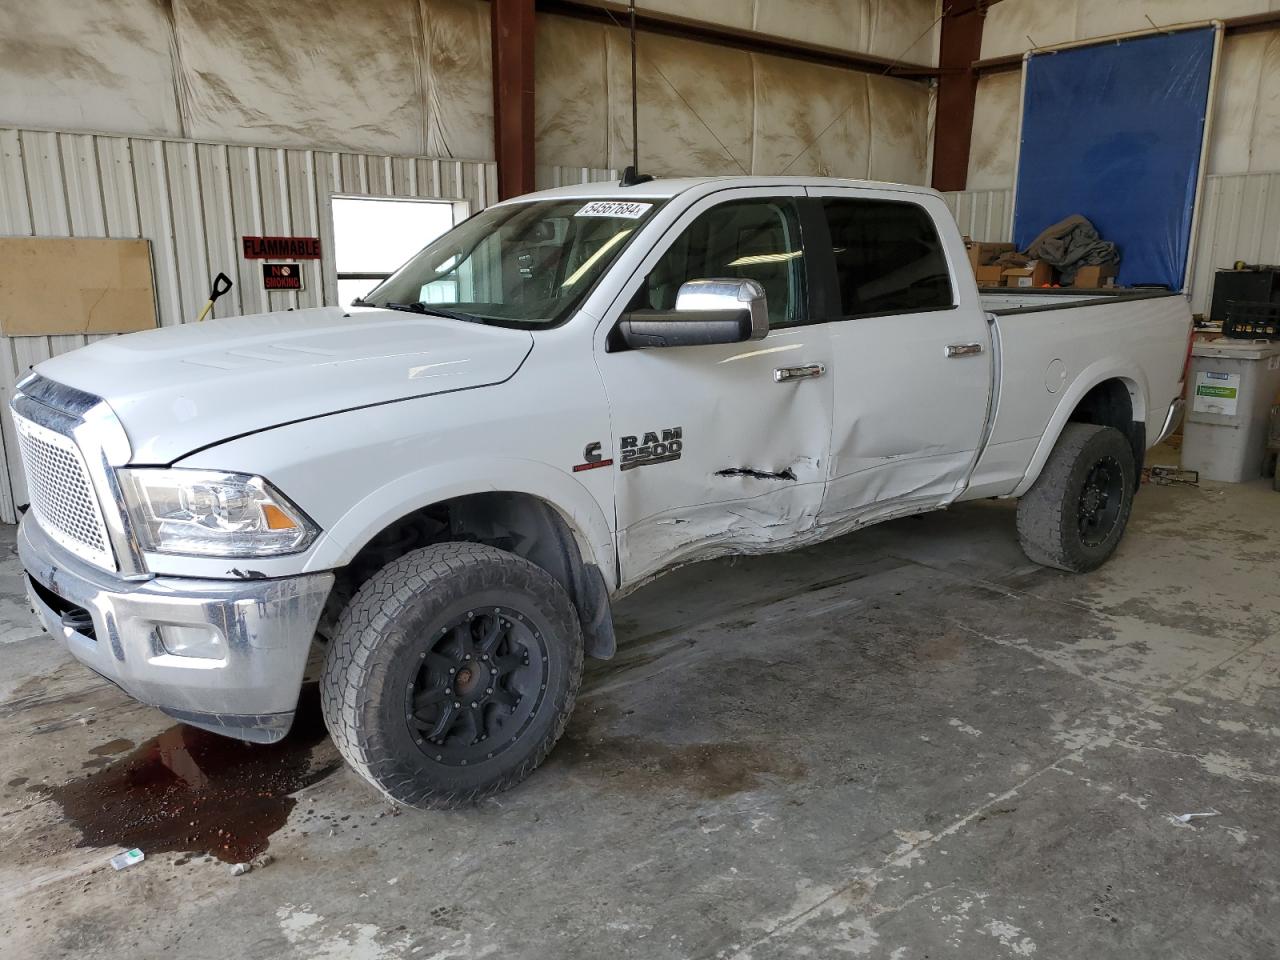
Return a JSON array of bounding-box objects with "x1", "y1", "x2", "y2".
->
[
  {"x1": 596, "y1": 188, "x2": 835, "y2": 586},
  {"x1": 806, "y1": 187, "x2": 994, "y2": 523}
]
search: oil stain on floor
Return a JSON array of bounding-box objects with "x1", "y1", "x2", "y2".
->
[
  {"x1": 40, "y1": 685, "x2": 338, "y2": 863},
  {"x1": 551, "y1": 702, "x2": 805, "y2": 799}
]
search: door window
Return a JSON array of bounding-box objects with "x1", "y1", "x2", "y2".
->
[
  {"x1": 821, "y1": 198, "x2": 953, "y2": 318},
  {"x1": 632, "y1": 198, "x2": 806, "y2": 328}
]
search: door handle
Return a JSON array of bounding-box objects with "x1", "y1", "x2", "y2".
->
[
  {"x1": 945, "y1": 343, "x2": 983, "y2": 358},
  {"x1": 774, "y1": 363, "x2": 826, "y2": 383}
]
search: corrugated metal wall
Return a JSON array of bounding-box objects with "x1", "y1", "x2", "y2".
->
[
  {"x1": 1187, "y1": 172, "x2": 1280, "y2": 316},
  {"x1": 941, "y1": 189, "x2": 1014, "y2": 243},
  {"x1": 535, "y1": 165, "x2": 619, "y2": 190},
  {"x1": 0, "y1": 126, "x2": 497, "y2": 523},
  {"x1": 945, "y1": 173, "x2": 1280, "y2": 317}
]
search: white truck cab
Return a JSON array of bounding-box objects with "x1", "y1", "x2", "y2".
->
[{"x1": 14, "y1": 176, "x2": 1190, "y2": 806}]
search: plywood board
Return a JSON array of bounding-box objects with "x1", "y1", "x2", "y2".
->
[{"x1": 0, "y1": 237, "x2": 158, "y2": 336}]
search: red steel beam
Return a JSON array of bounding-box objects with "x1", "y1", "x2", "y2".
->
[
  {"x1": 537, "y1": 0, "x2": 938, "y2": 80},
  {"x1": 491, "y1": 0, "x2": 537, "y2": 199},
  {"x1": 931, "y1": 0, "x2": 986, "y2": 192}
]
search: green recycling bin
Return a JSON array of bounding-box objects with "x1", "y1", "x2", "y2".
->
[{"x1": 1183, "y1": 339, "x2": 1280, "y2": 483}]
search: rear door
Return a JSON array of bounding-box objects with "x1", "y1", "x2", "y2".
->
[
  {"x1": 804, "y1": 187, "x2": 994, "y2": 522},
  {"x1": 595, "y1": 187, "x2": 835, "y2": 586}
]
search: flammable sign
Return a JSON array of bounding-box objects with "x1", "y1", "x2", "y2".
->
[{"x1": 262, "y1": 262, "x2": 303, "y2": 291}]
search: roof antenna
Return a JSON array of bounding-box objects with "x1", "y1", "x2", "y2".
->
[{"x1": 620, "y1": 0, "x2": 652, "y2": 187}]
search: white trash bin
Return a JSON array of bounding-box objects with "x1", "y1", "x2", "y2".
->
[{"x1": 1182, "y1": 339, "x2": 1280, "y2": 482}]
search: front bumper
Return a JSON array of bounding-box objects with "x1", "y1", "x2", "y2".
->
[{"x1": 18, "y1": 514, "x2": 333, "y2": 743}]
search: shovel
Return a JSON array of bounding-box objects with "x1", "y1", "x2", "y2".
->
[{"x1": 194, "y1": 272, "x2": 234, "y2": 323}]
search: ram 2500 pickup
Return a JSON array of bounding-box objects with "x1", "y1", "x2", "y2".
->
[{"x1": 13, "y1": 176, "x2": 1191, "y2": 807}]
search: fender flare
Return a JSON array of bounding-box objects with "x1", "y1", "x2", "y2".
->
[
  {"x1": 301, "y1": 457, "x2": 617, "y2": 589},
  {"x1": 1010, "y1": 359, "x2": 1149, "y2": 498}
]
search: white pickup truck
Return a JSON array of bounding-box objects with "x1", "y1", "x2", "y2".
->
[{"x1": 14, "y1": 176, "x2": 1190, "y2": 807}]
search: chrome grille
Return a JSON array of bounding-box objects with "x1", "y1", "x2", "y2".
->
[{"x1": 13, "y1": 414, "x2": 114, "y2": 570}]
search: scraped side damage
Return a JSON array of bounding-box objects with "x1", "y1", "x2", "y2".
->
[
  {"x1": 715, "y1": 467, "x2": 798, "y2": 481},
  {"x1": 617, "y1": 474, "x2": 826, "y2": 592}
]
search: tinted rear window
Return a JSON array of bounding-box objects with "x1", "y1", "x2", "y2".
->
[{"x1": 822, "y1": 198, "x2": 953, "y2": 317}]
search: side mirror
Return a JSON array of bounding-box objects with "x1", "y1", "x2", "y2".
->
[{"x1": 614, "y1": 278, "x2": 769, "y2": 350}]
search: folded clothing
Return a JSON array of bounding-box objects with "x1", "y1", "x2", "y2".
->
[{"x1": 1023, "y1": 214, "x2": 1119, "y2": 285}]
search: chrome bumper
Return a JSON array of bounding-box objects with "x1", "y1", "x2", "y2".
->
[
  {"x1": 18, "y1": 514, "x2": 333, "y2": 743},
  {"x1": 1154, "y1": 396, "x2": 1186, "y2": 446}
]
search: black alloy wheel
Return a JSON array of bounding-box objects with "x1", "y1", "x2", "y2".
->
[
  {"x1": 406, "y1": 607, "x2": 548, "y2": 767},
  {"x1": 322, "y1": 542, "x2": 583, "y2": 808},
  {"x1": 1076, "y1": 455, "x2": 1125, "y2": 547},
  {"x1": 1015, "y1": 423, "x2": 1137, "y2": 573}
]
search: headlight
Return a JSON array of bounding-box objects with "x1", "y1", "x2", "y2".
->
[{"x1": 119, "y1": 469, "x2": 318, "y2": 557}]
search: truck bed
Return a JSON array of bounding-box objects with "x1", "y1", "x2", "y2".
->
[{"x1": 961, "y1": 287, "x2": 1191, "y2": 501}]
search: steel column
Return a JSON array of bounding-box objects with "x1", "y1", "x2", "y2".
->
[
  {"x1": 491, "y1": 0, "x2": 537, "y2": 199},
  {"x1": 931, "y1": 0, "x2": 987, "y2": 192}
]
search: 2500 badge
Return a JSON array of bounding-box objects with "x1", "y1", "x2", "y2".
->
[{"x1": 620, "y1": 427, "x2": 683, "y2": 471}]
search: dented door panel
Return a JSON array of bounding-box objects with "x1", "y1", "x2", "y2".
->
[
  {"x1": 595, "y1": 186, "x2": 835, "y2": 588},
  {"x1": 806, "y1": 186, "x2": 994, "y2": 523},
  {"x1": 603, "y1": 326, "x2": 834, "y2": 586},
  {"x1": 824, "y1": 309, "x2": 992, "y2": 514}
]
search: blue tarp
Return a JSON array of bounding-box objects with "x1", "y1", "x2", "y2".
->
[{"x1": 1013, "y1": 28, "x2": 1215, "y2": 290}]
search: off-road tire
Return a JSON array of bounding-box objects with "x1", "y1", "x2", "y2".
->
[
  {"x1": 321, "y1": 542, "x2": 583, "y2": 808},
  {"x1": 1016, "y1": 423, "x2": 1136, "y2": 573}
]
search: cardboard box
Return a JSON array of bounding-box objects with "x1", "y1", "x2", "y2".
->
[
  {"x1": 966, "y1": 240, "x2": 1016, "y2": 274},
  {"x1": 1003, "y1": 261, "x2": 1054, "y2": 288},
  {"x1": 975, "y1": 264, "x2": 1005, "y2": 287},
  {"x1": 1073, "y1": 264, "x2": 1118, "y2": 289}
]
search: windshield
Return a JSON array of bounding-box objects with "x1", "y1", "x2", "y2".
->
[{"x1": 360, "y1": 198, "x2": 662, "y2": 327}]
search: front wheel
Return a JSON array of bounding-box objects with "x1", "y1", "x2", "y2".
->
[
  {"x1": 321, "y1": 542, "x2": 583, "y2": 808},
  {"x1": 1016, "y1": 423, "x2": 1136, "y2": 573}
]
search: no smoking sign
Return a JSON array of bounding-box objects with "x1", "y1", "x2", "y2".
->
[{"x1": 262, "y1": 262, "x2": 303, "y2": 291}]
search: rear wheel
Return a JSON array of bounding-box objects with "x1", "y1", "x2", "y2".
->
[
  {"x1": 1016, "y1": 423, "x2": 1136, "y2": 573},
  {"x1": 321, "y1": 542, "x2": 583, "y2": 808}
]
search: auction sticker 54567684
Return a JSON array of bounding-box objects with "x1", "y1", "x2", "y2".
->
[{"x1": 576, "y1": 201, "x2": 651, "y2": 219}]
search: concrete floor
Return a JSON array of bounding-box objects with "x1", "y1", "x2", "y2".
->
[{"x1": 2, "y1": 473, "x2": 1279, "y2": 959}]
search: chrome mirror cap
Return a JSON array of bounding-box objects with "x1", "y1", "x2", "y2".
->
[{"x1": 675, "y1": 278, "x2": 769, "y2": 341}]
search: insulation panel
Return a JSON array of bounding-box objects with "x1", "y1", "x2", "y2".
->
[{"x1": 535, "y1": 13, "x2": 931, "y2": 184}]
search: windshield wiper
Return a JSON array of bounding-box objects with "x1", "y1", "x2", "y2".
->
[
  {"x1": 384, "y1": 301, "x2": 484, "y2": 323},
  {"x1": 349, "y1": 297, "x2": 377, "y2": 307}
]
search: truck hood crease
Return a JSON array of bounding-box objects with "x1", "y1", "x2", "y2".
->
[{"x1": 33, "y1": 307, "x2": 534, "y2": 463}]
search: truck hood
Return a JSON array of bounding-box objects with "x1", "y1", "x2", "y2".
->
[{"x1": 33, "y1": 307, "x2": 533, "y2": 463}]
